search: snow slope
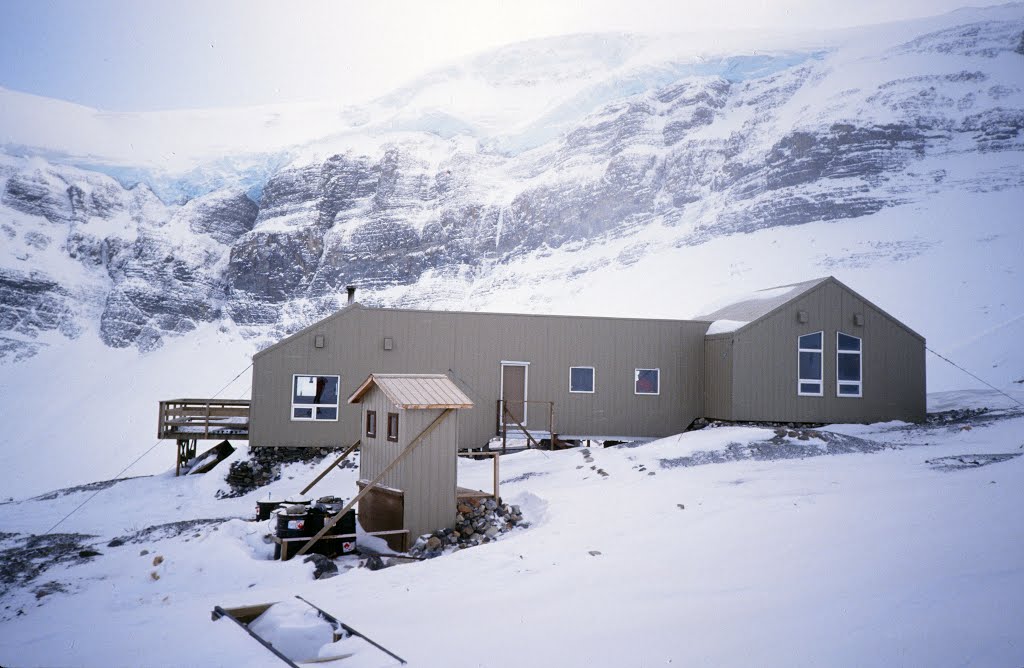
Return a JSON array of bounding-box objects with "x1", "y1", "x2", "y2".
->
[
  {"x1": 1, "y1": 400, "x2": 1022, "y2": 666},
  {"x1": 0, "y1": 323, "x2": 254, "y2": 500}
]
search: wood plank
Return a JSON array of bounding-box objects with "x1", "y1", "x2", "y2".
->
[
  {"x1": 503, "y1": 403, "x2": 542, "y2": 449},
  {"x1": 220, "y1": 603, "x2": 274, "y2": 624},
  {"x1": 165, "y1": 398, "x2": 250, "y2": 405},
  {"x1": 161, "y1": 419, "x2": 249, "y2": 427},
  {"x1": 163, "y1": 407, "x2": 249, "y2": 417},
  {"x1": 356, "y1": 480, "x2": 405, "y2": 498},
  {"x1": 163, "y1": 430, "x2": 249, "y2": 441},
  {"x1": 456, "y1": 488, "x2": 492, "y2": 499},
  {"x1": 271, "y1": 529, "x2": 409, "y2": 544},
  {"x1": 299, "y1": 440, "x2": 360, "y2": 496}
]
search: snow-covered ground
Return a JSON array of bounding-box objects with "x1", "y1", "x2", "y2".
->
[{"x1": 1, "y1": 391, "x2": 1022, "y2": 667}]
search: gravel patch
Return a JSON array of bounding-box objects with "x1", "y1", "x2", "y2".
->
[
  {"x1": 926, "y1": 453, "x2": 1022, "y2": 471},
  {"x1": 660, "y1": 429, "x2": 889, "y2": 469}
]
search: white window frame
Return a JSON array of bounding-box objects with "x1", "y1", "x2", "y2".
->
[
  {"x1": 797, "y1": 331, "x2": 824, "y2": 397},
  {"x1": 291, "y1": 373, "x2": 340, "y2": 422},
  {"x1": 836, "y1": 332, "x2": 863, "y2": 398},
  {"x1": 634, "y1": 368, "x2": 660, "y2": 396},
  {"x1": 569, "y1": 366, "x2": 595, "y2": 394}
]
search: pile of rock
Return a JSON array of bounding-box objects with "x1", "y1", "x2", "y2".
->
[
  {"x1": 219, "y1": 447, "x2": 352, "y2": 497},
  {"x1": 408, "y1": 498, "x2": 526, "y2": 558}
]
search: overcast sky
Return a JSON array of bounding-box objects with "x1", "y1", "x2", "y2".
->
[{"x1": 0, "y1": 0, "x2": 978, "y2": 111}]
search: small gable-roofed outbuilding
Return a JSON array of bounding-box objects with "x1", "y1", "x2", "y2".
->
[{"x1": 349, "y1": 373, "x2": 473, "y2": 548}]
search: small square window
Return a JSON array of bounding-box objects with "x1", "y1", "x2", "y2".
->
[
  {"x1": 387, "y1": 413, "x2": 399, "y2": 442},
  {"x1": 569, "y1": 366, "x2": 595, "y2": 393},
  {"x1": 365, "y1": 410, "x2": 377, "y2": 438},
  {"x1": 316, "y1": 406, "x2": 337, "y2": 420},
  {"x1": 635, "y1": 368, "x2": 660, "y2": 395}
]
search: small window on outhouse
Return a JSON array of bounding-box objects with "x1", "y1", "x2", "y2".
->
[
  {"x1": 366, "y1": 410, "x2": 377, "y2": 438},
  {"x1": 634, "y1": 368, "x2": 660, "y2": 395},
  {"x1": 837, "y1": 332, "x2": 863, "y2": 397},
  {"x1": 569, "y1": 366, "x2": 595, "y2": 393},
  {"x1": 292, "y1": 374, "x2": 340, "y2": 421},
  {"x1": 797, "y1": 332, "x2": 823, "y2": 396},
  {"x1": 387, "y1": 413, "x2": 399, "y2": 442}
]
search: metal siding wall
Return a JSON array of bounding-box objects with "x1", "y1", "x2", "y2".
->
[
  {"x1": 731, "y1": 281, "x2": 926, "y2": 423},
  {"x1": 249, "y1": 309, "x2": 359, "y2": 449},
  {"x1": 253, "y1": 308, "x2": 708, "y2": 449},
  {"x1": 358, "y1": 387, "x2": 407, "y2": 491},
  {"x1": 401, "y1": 408, "x2": 458, "y2": 540},
  {"x1": 703, "y1": 336, "x2": 734, "y2": 420}
]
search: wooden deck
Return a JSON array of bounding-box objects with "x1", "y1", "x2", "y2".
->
[
  {"x1": 456, "y1": 486, "x2": 495, "y2": 500},
  {"x1": 158, "y1": 398, "x2": 250, "y2": 441}
]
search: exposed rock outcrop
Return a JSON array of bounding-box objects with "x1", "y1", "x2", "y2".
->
[{"x1": 1, "y1": 11, "x2": 1023, "y2": 357}]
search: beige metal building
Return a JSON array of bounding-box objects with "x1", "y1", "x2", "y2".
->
[
  {"x1": 250, "y1": 306, "x2": 709, "y2": 450},
  {"x1": 248, "y1": 276, "x2": 926, "y2": 451}
]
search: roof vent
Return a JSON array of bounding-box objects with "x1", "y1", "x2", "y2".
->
[{"x1": 346, "y1": 285, "x2": 357, "y2": 306}]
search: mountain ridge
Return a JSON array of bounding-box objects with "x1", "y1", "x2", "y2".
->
[{"x1": 0, "y1": 4, "x2": 1021, "y2": 387}]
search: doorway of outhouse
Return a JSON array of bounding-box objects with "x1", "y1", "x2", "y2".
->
[{"x1": 500, "y1": 361, "x2": 529, "y2": 426}]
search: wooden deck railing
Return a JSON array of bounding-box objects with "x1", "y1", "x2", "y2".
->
[
  {"x1": 495, "y1": 399, "x2": 557, "y2": 452},
  {"x1": 158, "y1": 398, "x2": 251, "y2": 441}
]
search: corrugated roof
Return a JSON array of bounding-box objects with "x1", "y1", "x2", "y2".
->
[
  {"x1": 347, "y1": 374, "x2": 474, "y2": 409},
  {"x1": 696, "y1": 277, "x2": 830, "y2": 323}
]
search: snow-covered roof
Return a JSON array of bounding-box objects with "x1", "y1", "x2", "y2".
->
[
  {"x1": 705, "y1": 319, "x2": 749, "y2": 335},
  {"x1": 696, "y1": 277, "x2": 829, "y2": 324},
  {"x1": 348, "y1": 373, "x2": 474, "y2": 409}
]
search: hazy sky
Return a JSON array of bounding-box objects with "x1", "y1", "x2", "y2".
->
[{"x1": 0, "y1": 0, "x2": 976, "y2": 111}]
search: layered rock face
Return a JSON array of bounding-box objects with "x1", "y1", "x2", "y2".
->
[
  {"x1": 1, "y1": 161, "x2": 257, "y2": 355},
  {"x1": 1, "y1": 12, "x2": 1022, "y2": 358}
]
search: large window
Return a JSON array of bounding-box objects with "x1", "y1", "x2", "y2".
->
[
  {"x1": 837, "y1": 332, "x2": 863, "y2": 397},
  {"x1": 292, "y1": 374, "x2": 340, "y2": 421},
  {"x1": 635, "y1": 368, "x2": 660, "y2": 395},
  {"x1": 798, "y1": 332, "x2": 823, "y2": 396},
  {"x1": 569, "y1": 366, "x2": 595, "y2": 393}
]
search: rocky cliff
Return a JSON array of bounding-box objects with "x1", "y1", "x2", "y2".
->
[{"x1": 1, "y1": 7, "x2": 1022, "y2": 360}]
